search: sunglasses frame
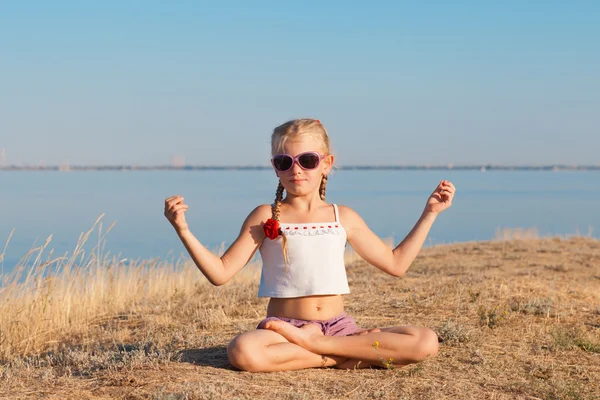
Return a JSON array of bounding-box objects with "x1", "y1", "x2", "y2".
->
[{"x1": 271, "y1": 151, "x2": 326, "y2": 172}]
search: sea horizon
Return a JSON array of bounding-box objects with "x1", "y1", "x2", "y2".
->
[{"x1": 1, "y1": 164, "x2": 599, "y2": 171}]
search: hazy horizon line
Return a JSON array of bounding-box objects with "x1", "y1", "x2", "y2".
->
[{"x1": 1, "y1": 164, "x2": 599, "y2": 171}]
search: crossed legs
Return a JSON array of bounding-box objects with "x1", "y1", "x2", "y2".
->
[
  {"x1": 227, "y1": 322, "x2": 438, "y2": 372},
  {"x1": 227, "y1": 324, "x2": 344, "y2": 372}
]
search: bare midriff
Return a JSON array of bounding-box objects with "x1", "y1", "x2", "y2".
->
[{"x1": 266, "y1": 294, "x2": 345, "y2": 321}]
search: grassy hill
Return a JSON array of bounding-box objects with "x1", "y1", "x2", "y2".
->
[{"x1": 1, "y1": 235, "x2": 599, "y2": 399}]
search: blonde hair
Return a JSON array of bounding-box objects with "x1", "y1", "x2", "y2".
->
[{"x1": 270, "y1": 118, "x2": 332, "y2": 266}]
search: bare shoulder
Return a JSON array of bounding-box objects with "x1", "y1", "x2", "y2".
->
[
  {"x1": 337, "y1": 204, "x2": 359, "y2": 218},
  {"x1": 237, "y1": 204, "x2": 272, "y2": 242},
  {"x1": 245, "y1": 204, "x2": 273, "y2": 224},
  {"x1": 336, "y1": 204, "x2": 365, "y2": 229}
]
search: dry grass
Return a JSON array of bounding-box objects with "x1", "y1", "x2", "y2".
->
[{"x1": 1, "y1": 223, "x2": 599, "y2": 399}]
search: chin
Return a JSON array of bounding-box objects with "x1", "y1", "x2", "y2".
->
[{"x1": 284, "y1": 185, "x2": 317, "y2": 197}]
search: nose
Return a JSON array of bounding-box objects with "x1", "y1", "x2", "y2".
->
[{"x1": 290, "y1": 160, "x2": 303, "y2": 173}]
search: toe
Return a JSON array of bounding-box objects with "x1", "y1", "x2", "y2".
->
[{"x1": 263, "y1": 321, "x2": 279, "y2": 331}]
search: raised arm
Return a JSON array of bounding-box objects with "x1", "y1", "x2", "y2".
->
[
  {"x1": 343, "y1": 180, "x2": 455, "y2": 277},
  {"x1": 165, "y1": 196, "x2": 270, "y2": 285}
]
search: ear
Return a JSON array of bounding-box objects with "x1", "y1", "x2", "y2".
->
[{"x1": 322, "y1": 154, "x2": 334, "y2": 175}]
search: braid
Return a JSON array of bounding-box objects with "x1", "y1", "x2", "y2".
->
[
  {"x1": 272, "y1": 181, "x2": 284, "y2": 221},
  {"x1": 272, "y1": 181, "x2": 289, "y2": 267},
  {"x1": 319, "y1": 175, "x2": 328, "y2": 201}
]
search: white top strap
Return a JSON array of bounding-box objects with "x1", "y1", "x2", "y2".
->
[{"x1": 333, "y1": 204, "x2": 340, "y2": 223}]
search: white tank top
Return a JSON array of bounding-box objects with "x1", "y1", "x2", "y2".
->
[{"x1": 258, "y1": 204, "x2": 350, "y2": 298}]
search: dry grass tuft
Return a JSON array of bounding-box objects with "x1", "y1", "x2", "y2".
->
[
  {"x1": 551, "y1": 327, "x2": 600, "y2": 353},
  {"x1": 435, "y1": 319, "x2": 471, "y2": 345},
  {"x1": 1, "y1": 223, "x2": 600, "y2": 399}
]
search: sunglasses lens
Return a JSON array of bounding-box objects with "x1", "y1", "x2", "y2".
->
[
  {"x1": 298, "y1": 153, "x2": 320, "y2": 169},
  {"x1": 273, "y1": 155, "x2": 293, "y2": 171}
]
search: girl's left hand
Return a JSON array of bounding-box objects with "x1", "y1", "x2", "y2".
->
[{"x1": 424, "y1": 180, "x2": 456, "y2": 215}]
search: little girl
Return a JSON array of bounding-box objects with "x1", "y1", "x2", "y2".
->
[{"x1": 164, "y1": 118, "x2": 456, "y2": 372}]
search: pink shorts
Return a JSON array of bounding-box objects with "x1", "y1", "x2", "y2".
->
[{"x1": 257, "y1": 312, "x2": 362, "y2": 337}]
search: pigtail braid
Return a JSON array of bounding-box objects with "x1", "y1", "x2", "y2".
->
[
  {"x1": 272, "y1": 181, "x2": 289, "y2": 267},
  {"x1": 272, "y1": 181, "x2": 284, "y2": 221},
  {"x1": 319, "y1": 175, "x2": 328, "y2": 201}
]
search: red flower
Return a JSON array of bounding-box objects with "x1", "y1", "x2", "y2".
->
[{"x1": 263, "y1": 218, "x2": 281, "y2": 240}]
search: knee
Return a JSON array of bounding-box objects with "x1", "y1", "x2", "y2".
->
[
  {"x1": 227, "y1": 334, "x2": 264, "y2": 372},
  {"x1": 414, "y1": 328, "x2": 439, "y2": 361}
]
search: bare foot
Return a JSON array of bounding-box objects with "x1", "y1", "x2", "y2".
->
[{"x1": 264, "y1": 321, "x2": 325, "y2": 352}]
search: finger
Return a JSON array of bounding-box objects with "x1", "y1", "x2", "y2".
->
[
  {"x1": 165, "y1": 195, "x2": 181, "y2": 203},
  {"x1": 440, "y1": 187, "x2": 454, "y2": 196},
  {"x1": 165, "y1": 198, "x2": 178, "y2": 208},
  {"x1": 169, "y1": 205, "x2": 188, "y2": 214},
  {"x1": 167, "y1": 197, "x2": 184, "y2": 207},
  {"x1": 443, "y1": 182, "x2": 456, "y2": 191},
  {"x1": 171, "y1": 204, "x2": 189, "y2": 213}
]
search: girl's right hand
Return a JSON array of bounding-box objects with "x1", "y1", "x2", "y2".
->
[{"x1": 164, "y1": 195, "x2": 190, "y2": 233}]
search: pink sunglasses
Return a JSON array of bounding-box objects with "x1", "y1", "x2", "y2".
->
[{"x1": 271, "y1": 151, "x2": 325, "y2": 172}]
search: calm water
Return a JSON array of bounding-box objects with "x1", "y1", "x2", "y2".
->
[{"x1": 1, "y1": 170, "x2": 598, "y2": 273}]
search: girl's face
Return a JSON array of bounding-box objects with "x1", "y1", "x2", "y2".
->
[{"x1": 273, "y1": 136, "x2": 333, "y2": 198}]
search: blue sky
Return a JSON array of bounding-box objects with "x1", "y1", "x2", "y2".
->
[{"x1": 1, "y1": 1, "x2": 598, "y2": 166}]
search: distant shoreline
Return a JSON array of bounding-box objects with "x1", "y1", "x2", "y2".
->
[{"x1": 0, "y1": 164, "x2": 599, "y2": 171}]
